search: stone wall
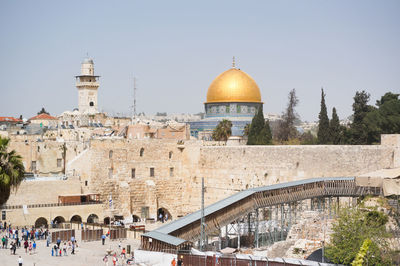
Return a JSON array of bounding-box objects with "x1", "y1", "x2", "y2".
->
[
  {"x1": 6, "y1": 179, "x2": 82, "y2": 205},
  {"x1": 67, "y1": 136, "x2": 398, "y2": 222},
  {"x1": 8, "y1": 134, "x2": 88, "y2": 175}
]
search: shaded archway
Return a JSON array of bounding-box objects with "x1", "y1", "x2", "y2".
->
[
  {"x1": 132, "y1": 215, "x2": 141, "y2": 223},
  {"x1": 104, "y1": 217, "x2": 110, "y2": 225},
  {"x1": 53, "y1": 216, "x2": 66, "y2": 224},
  {"x1": 87, "y1": 214, "x2": 99, "y2": 224},
  {"x1": 35, "y1": 217, "x2": 48, "y2": 228},
  {"x1": 70, "y1": 215, "x2": 82, "y2": 223},
  {"x1": 157, "y1": 207, "x2": 172, "y2": 222}
]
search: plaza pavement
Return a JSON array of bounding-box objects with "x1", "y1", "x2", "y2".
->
[{"x1": 0, "y1": 237, "x2": 145, "y2": 266}]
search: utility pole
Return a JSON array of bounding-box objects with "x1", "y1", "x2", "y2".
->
[{"x1": 200, "y1": 177, "x2": 205, "y2": 251}]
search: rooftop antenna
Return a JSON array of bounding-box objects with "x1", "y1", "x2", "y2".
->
[
  {"x1": 131, "y1": 76, "x2": 137, "y2": 123},
  {"x1": 232, "y1": 56, "x2": 236, "y2": 68}
]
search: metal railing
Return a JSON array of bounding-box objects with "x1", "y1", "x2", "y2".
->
[{"x1": 0, "y1": 201, "x2": 102, "y2": 210}]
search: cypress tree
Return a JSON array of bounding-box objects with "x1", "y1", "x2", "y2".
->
[
  {"x1": 317, "y1": 88, "x2": 330, "y2": 144},
  {"x1": 247, "y1": 106, "x2": 272, "y2": 145},
  {"x1": 330, "y1": 107, "x2": 341, "y2": 144}
]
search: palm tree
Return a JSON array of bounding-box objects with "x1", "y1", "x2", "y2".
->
[
  {"x1": 0, "y1": 137, "x2": 25, "y2": 205},
  {"x1": 212, "y1": 119, "x2": 232, "y2": 141}
]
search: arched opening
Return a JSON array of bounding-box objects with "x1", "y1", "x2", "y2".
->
[
  {"x1": 157, "y1": 208, "x2": 172, "y2": 223},
  {"x1": 169, "y1": 151, "x2": 173, "y2": 159},
  {"x1": 132, "y1": 215, "x2": 141, "y2": 223},
  {"x1": 70, "y1": 215, "x2": 82, "y2": 223},
  {"x1": 87, "y1": 214, "x2": 99, "y2": 224},
  {"x1": 104, "y1": 217, "x2": 110, "y2": 225},
  {"x1": 89, "y1": 101, "x2": 94, "y2": 107},
  {"x1": 109, "y1": 150, "x2": 113, "y2": 159},
  {"x1": 140, "y1": 148, "x2": 144, "y2": 157},
  {"x1": 35, "y1": 217, "x2": 48, "y2": 228},
  {"x1": 53, "y1": 216, "x2": 66, "y2": 224}
]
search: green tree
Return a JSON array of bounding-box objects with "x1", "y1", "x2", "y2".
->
[
  {"x1": 317, "y1": 88, "x2": 330, "y2": 144},
  {"x1": 0, "y1": 137, "x2": 25, "y2": 205},
  {"x1": 277, "y1": 89, "x2": 299, "y2": 142},
  {"x1": 37, "y1": 107, "x2": 50, "y2": 115},
  {"x1": 212, "y1": 119, "x2": 232, "y2": 141},
  {"x1": 300, "y1": 131, "x2": 318, "y2": 145},
  {"x1": 247, "y1": 107, "x2": 272, "y2": 145},
  {"x1": 329, "y1": 107, "x2": 341, "y2": 144},
  {"x1": 325, "y1": 207, "x2": 392, "y2": 265},
  {"x1": 351, "y1": 239, "x2": 372, "y2": 266},
  {"x1": 348, "y1": 91, "x2": 375, "y2": 144},
  {"x1": 346, "y1": 92, "x2": 400, "y2": 144}
]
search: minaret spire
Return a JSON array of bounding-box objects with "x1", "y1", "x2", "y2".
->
[{"x1": 232, "y1": 56, "x2": 236, "y2": 68}]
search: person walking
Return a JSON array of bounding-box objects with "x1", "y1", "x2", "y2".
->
[
  {"x1": 56, "y1": 237, "x2": 61, "y2": 249},
  {"x1": 23, "y1": 240, "x2": 28, "y2": 253},
  {"x1": 32, "y1": 241, "x2": 36, "y2": 254},
  {"x1": 28, "y1": 242, "x2": 32, "y2": 255},
  {"x1": 171, "y1": 258, "x2": 176, "y2": 266},
  {"x1": 112, "y1": 254, "x2": 117, "y2": 266},
  {"x1": 53, "y1": 244, "x2": 58, "y2": 256},
  {"x1": 103, "y1": 255, "x2": 109, "y2": 266},
  {"x1": 101, "y1": 234, "x2": 106, "y2": 245},
  {"x1": 18, "y1": 256, "x2": 23, "y2": 266},
  {"x1": 63, "y1": 242, "x2": 67, "y2": 256}
]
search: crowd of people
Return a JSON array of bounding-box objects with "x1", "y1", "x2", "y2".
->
[
  {"x1": 1, "y1": 221, "x2": 141, "y2": 266},
  {"x1": 1, "y1": 221, "x2": 48, "y2": 257}
]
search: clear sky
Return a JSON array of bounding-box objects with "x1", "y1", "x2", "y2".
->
[{"x1": 0, "y1": 0, "x2": 399, "y2": 121}]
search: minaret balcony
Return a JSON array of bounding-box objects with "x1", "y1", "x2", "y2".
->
[{"x1": 76, "y1": 81, "x2": 100, "y2": 88}]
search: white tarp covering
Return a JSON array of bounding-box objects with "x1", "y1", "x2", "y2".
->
[{"x1": 356, "y1": 168, "x2": 400, "y2": 196}]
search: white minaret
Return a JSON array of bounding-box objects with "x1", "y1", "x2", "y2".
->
[{"x1": 75, "y1": 58, "x2": 100, "y2": 114}]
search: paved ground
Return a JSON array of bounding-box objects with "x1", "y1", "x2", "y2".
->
[{"x1": 0, "y1": 237, "x2": 143, "y2": 266}]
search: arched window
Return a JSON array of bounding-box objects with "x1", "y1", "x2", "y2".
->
[
  {"x1": 109, "y1": 150, "x2": 113, "y2": 159},
  {"x1": 140, "y1": 148, "x2": 144, "y2": 157},
  {"x1": 89, "y1": 102, "x2": 94, "y2": 107},
  {"x1": 169, "y1": 151, "x2": 173, "y2": 159}
]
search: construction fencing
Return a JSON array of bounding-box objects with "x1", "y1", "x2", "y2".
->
[
  {"x1": 81, "y1": 229, "x2": 103, "y2": 242},
  {"x1": 178, "y1": 254, "x2": 317, "y2": 266},
  {"x1": 51, "y1": 230, "x2": 75, "y2": 243},
  {"x1": 110, "y1": 228, "x2": 127, "y2": 240}
]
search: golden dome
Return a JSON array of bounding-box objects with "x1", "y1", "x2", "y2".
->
[{"x1": 206, "y1": 68, "x2": 262, "y2": 103}]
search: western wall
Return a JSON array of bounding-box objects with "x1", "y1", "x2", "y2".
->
[{"x1": 67, "y1": 134, "x2": 400, "y2": 222}]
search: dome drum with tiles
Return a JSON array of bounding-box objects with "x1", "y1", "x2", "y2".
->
[{"x1": 204, "y1": 65, "x2": 263, "y2": 119}]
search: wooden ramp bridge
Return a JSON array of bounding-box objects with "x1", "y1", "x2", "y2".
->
[{"x1": 141, "y1": 177, "x2": 382, "y2": 252}]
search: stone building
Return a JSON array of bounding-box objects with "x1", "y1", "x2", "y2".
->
[{"x1": 28, "y1": 113, "x2": 58, "y2": 128}]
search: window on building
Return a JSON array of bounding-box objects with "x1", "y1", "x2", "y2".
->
[
  {"x1": 170, "y1": 167, "x2": 174, "y2": 177},
  {"x1": 31, "y1": 161, "x2": 36, "y2": 172},
  {"x1": 169, "y1": 151, "x2": 173, "y2": 159},
  {"x1": 131, "y1": 168, "x2": 136, "y2": 178},
  {"x1": 150, "y1": 167, "x2": 155, "y2": 177},
  {"x1": 89, "y1": 102, "x2": 94, "y2": 107},
  {"x1": 1, "y1": 210, "x2": 5, "y2": 220},
  {"x1": 57, "y1": 159, "x2": 62, "y2": 168},
  {"x1": 85, "y1": 180, "x2": 88, "y2": 186},
  {"x1": 109, "y1": 150, "x2": 113, "y2": 159},
  {"x1": 140, "y1": 148, "x2": 144, "y2": 157},
  {"x1": 108, "y1": 168, "x2": 113, "y2": 179},
  {"x1": 37, "y1": 146, "x2": 40, "y2": 152}
]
